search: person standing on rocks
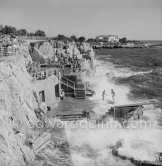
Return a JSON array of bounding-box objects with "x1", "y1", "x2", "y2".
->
[
  {"x1": 111, "y1": 89, "x2": 115, "y2": 103},
  {"x1": 102, "y1": 90, "x2": 107, "y2": 100}
]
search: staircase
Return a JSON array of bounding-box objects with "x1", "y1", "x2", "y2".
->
[
  {"x1": 60, "y1": 76, "x2": 75, "y2": 97},
  {"x1": 60, "y1": 76, "x2": 86, "y2": 99},
  {"x1": 55, "y1": 111, "x2": 90, "y2": 121},
  {"x1": 75, "y1": 77, "x2": 86, "y2": 99},
  {"x1": 56, "y1": 114, "x2": 84, "y2": 121}
]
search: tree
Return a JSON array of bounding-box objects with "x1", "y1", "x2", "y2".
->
[
  {"x1": 70, "y1": 35, "x2": 77, "y2": 42},
  {"x1": 57, "y1": 34, "x2": 67, "y2": 40},
  {"x1": 87, "y1": 38, "x2": 96, "y2": 42},
  {"x1": 16, "y1": 29, "x2": 27, "y2": 36},
  {"x1": 78, "y1": 36, "x2": 86, "y2": 43},
  {"x1": 119, "y1": 37, "x2": 127, "y2": 43},
  {"x1": 0, "y1": 24, "x2": 3, "y2": 31},
  {"x1": 3, "y1": 25, "x2": 17, "y2": 35},
  {"x1": 34, "y1": 30, "x2": 46, "y2": 36},
  {"x1": 28, "y1": 32, "x2": 35, "y2": 36},
  {"x1": 55, "y1": 34, "x2": 72, "y2": 41}
]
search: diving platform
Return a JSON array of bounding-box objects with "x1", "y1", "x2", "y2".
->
[{"x1": 107, "y1": 99, "x2": 158, "y2": 119}]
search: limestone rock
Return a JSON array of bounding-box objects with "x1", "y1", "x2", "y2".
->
[
  {"x1": 17, "y1": 41, "x2": 32, "y2": 66},
  {"x1": 79, "y1": 42, "x2": 91, "y2": 53},
  {"x1": 30, "y1": 47, "x2": 46, "y2": 63},
  {"x1": 0, "y1": 45, "x2": 40, "y2": 166},
  {"x1": 39, "y1": 42, "x2": 54, "y2": 60}
]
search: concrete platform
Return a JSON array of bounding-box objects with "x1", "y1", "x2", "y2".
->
[{"x1": 48, "y1": 97, "x2": 95, "y2": 118}]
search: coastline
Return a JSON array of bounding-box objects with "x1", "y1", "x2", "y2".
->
[{"x1": 0, "y1": 36, "x2": 162, "y2": 166}]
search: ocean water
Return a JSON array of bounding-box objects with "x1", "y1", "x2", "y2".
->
[{"x1": 64, "y1": 48, "x2": 162, "y2": 166}]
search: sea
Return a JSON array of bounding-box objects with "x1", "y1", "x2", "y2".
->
[{"x1": 64, "y1": 47, "x2": 162, "y2": 166}]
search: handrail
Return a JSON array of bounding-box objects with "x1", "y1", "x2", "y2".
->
[
  {"x1": 30, "y1": 68, "x2": 59, "y2": 81},
  {"x1": 61, "y1": 76, "x2": 75, "y2": 87},
  {"x1": 61, "y1": 76, "x2": 75, "y2": 92},
  {"x1": 16, "y1": 36, "x2": 48, "y2": 41},
  {"x1": 0, "y1": 45, "x2": 15, "y2": 56},
  {"x1": 61, "y1": 81, "x2": 75, "y2": 89},
  {"x1": 61, "y1": 79, "x2": 74, "y2": 86}
]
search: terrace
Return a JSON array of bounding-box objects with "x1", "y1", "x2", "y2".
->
[
  {"x1": 0, "y1": 45, "x2": 16, "y2": 57},
  {"x1": 28, "y1": 66, "x2": 59, "y2": 81}
]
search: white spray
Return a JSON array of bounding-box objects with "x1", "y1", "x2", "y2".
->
[{"x1": 65, "y1": 56, "x2": 162, "y2": 166}]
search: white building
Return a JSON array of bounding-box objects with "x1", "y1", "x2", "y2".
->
[{"x1": 96, "y1": 35, "x2": 119, "y2": 43}]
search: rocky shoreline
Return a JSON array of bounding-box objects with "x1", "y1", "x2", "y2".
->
[{"x1": 0, "y1": 37, "x2": 95, "y2": 166}]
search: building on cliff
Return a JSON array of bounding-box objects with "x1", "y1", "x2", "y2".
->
[
  {"x1": 30, "y1": 67, "x2": 60, "y2": 111},
  {"x1": 96, "y1": 35, "x2": 119, "y2": 43},
  {"x1": 0, "y1": 36, "x2": 95, "y2": 165}
]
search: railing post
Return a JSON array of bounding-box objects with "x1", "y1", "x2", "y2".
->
[{"x1": 74, "y1": 82, "x2": 75, "y2": 97}]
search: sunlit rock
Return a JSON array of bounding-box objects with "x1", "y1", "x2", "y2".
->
[
  {"x1": 39, "y1": 42, "x2": 54, "y2": 60},
  {"x1": 0, "y1": 46, "x2": 40, "y2": 166}
]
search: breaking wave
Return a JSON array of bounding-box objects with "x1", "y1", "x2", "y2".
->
[{"x1": 65, "y1": 55, "x2": 162, "y2": 166}]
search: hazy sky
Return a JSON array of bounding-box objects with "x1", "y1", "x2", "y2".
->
[{"x1": 0, "y1": 0, "x2": 162, "y2": 40}]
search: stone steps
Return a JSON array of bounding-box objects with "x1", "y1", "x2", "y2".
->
[{"x1": 33, "y1": 132, "x2": 51, "y2": 153}]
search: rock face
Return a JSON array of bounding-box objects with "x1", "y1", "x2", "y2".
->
[
  {"x1": 18, "y1": 41, "x2": 33, "y2": 66},
  {"x1": 0, "y1": 42, "x2": 40, "y2": 166},
  {"x1": 0, "y1": 40, "x2": 95, "y2": 166},
  {"x1": 79, "y1": 42, "x2": 92, "y2": 53},
  {"x1": 30, "y1": 41, "x2": 54, "y2": 63},
  {"x1": 30, "y1": 47, "x2": 46, "y2": 63},
  {"x1": 39, "y1": 42, "x2": 54, "y2": 60},
  {"x1": 66, "y1": 43, "x2": 82, "y2": 59}
]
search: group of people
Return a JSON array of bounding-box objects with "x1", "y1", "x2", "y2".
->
[{"x1": 102, "y1": 89, "x2": 116, "y2": 103}]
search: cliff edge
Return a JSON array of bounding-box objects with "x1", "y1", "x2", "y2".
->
[{"x1": 0, "y1": 41, "x2": 40, "y2": 166}]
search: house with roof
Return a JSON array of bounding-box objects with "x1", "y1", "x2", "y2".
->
[{"x1": 96, "y1": 35, "x2": 119, "y2": 43}]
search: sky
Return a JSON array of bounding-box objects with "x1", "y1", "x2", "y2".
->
[{"x1": 0, "y1": 0, "x2": 162, "y2": 40}]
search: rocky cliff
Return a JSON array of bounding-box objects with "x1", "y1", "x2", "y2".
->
[
  {"x1": 0, "y1": 41, "x2": 40, "y2": 166},
  {"x1": 0, "y1": 40, "x2": 95, "y2": 166},
  {"x1": 29, "y1": 41, "x2": 94, "y2": 64}
]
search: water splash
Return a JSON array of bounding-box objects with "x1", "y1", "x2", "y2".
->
[{"x1": 65, "y1": 56, "x2": 162, "y2": 166}]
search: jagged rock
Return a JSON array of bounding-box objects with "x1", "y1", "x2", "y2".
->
[
  {"x1": 17, "y1": 41, "x2": 32, "y2": 66},
  {"x1": 66, "y1": 44, "x2": 82, "y2": 59},
  {"x1": 39, "y1": 42, "x2": 54, "y2": 60},
  {"x1": 29, "y1": 160, "x2": 46, "y2": 166},
  {"x1": 56, "y1": 41, "x2": 64, "y2": 48},
  {"x1": 39, "y1": 102, "x2": 47, "y2": 115},
  {"x1": 30, "y1": 47, "x2": 46, "y2": 63},
  {"x1": 79, "y1": 42, "x2": 91, "y2": 53},
  {"x1": 56, "y1": 48, "x2": 66, "y2": 58},
  {"x1": 0, "y1": 44, "x2": 40, "y2": 166}
]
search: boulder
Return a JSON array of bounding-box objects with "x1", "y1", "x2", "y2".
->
[{"x1": 39, "y1": 42, "x2": 54, "y2": 60}]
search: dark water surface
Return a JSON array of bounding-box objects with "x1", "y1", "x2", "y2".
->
[{"x1": 95, "y1": 48, "x2": 162, "y2": 104}]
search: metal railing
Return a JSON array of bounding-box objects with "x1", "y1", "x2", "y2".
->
[
  {"x1": 0, "y1": 45, "x2": 15, "y2": 57},
  {"x1": 61, "y1": 76, "x2": 75, "y2": 90},
  {"x1": 30, "y1": 68, "x2": 59, "y2": 81},
  {"x1": 17, "y1": 36, "x2": 48, "y2": 41}
]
